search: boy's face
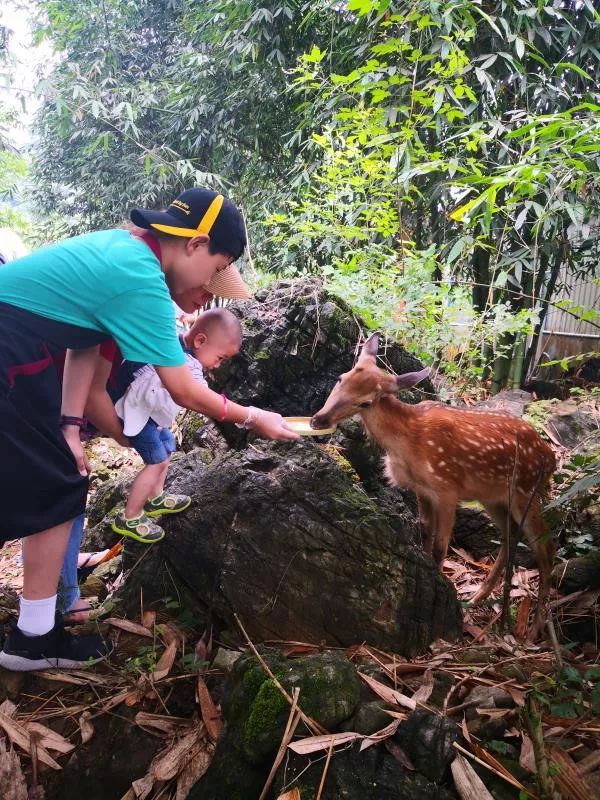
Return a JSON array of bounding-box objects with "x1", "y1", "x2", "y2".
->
[
  {"x1": 169, "y1": 235, "x2": 232, "y2": 296},
  {"x1": 192, "y1": 331, "x2": 241, "y2": 370},
  {"x1": 171, "y1": 286, "x2": 214, "y2": 313}
]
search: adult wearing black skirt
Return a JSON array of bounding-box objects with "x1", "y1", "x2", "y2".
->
[{"x1": 0, "y1": 188, "x2": 298, "y2": 670}]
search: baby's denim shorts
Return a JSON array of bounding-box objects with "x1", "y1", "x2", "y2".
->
[{"x1": 129, "y1": 420, "x2": 177, "y2": 465}]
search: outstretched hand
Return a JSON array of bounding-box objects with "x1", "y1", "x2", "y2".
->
[{"x1": 251, "y1": 409, "x2": 301, "y2": 441}]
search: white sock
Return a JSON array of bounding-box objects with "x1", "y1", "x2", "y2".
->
[{"x1": 18, "y1": 594, "x2": 57, "y2": 637}]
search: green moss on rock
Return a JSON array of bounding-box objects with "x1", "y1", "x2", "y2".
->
[{"x1": 223, "y1": 650, "x2": 360, "y2": 764}]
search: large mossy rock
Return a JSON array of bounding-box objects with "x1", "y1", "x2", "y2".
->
[
  {"x1": 223, "y1": 650, "x2": 360, "y2": 764},
  {"x1": 113, "y1": 440, "x2": 461, "y2": 655}
]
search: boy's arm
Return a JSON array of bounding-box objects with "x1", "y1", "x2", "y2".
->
[
  {"x1": 61, "y1": 346, "x2": 101, "y2": 475},
  {"x1": 84, "y1": 354, "x2": 129, "y2": 446},
  {"x1": 155, "y1": 364, "x2": 300, "y2": 441}
]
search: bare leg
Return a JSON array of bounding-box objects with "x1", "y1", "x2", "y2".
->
[
  {"x1": 125, "y1": 460, "x2": 169, "y2": 518},
  {"x1": 22, "y1": 521, "x2": 72, "y2": 600}
]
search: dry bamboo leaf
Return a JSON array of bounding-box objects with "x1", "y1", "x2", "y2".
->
[
  {"x1": 385, "y1": 739, "x2": 415, "y2": 770},
  {"x1": 141, "y1": 610, "x2": 156, "y2": 630},
  {"x1": 134, "y1": 712, "x2": 193, "y2": 738},
  {"x1": 451, "y1": 752, "x2": 495, "y2": 800},
  {"x1": 175, "y1": 740, "x2": 214, "y2": 800},
  {"x1": 547, "y1": 745, "x2": 596, "y2": 800},
  {"x1": 0, "y1": 700, "x2": 17, "y2": 717},
  {"x1": 161, "y1": 621, "x2": 186, "y2": 646},
  {"x1": 0, "y1": 739, "x2": 28, "y2": 800},
  {"x1": 150, "y1": 640, "x2": 178, "y2": 682},
  {"x1": 124, "y1": 690, "x2": 143, "y2": 708},
  {"x1": 358, "y1": 672, "x2": 416, "y2": 711},
  {"x1": 276, "y1": 790, "x2": 301, "y2": 800},
  {"x1": 0, "y1": 712, "x2": 61, "y2": 770},
  {"x1": 411, "y1": 669, "x2": 434, "y2": 704},
  {"x1": 98, "y1": 689, "x2": 132, "y2": 713},
  {"x1": 130, "y1": 773, "x2": 155, "y2": 800},
  {"x1": 31, "y1": 670, "x2": 105, "y2": 685},
  {"x1": 197, "y1": 677, "x2": 223, "y2": 743},
  {"x1": 504, "y1": 686, "x2": 526, "y2": 707},
  {"x1": 106, "y1": 618, "x2": 154, "y2": 637},
  {"x1": 194, "y1": 627, "x2": 212, "y2": 664},
  {"x1": 26, "y1": 722, "x2": 75, "y2": 755},
  {"x1": 359, "y1": 720, "x2": 401, "y2": 751},
  {"x1": 515, "y1": 596, "x2": 532, "y2": 639},
  {"x1": 151, "y1": 729, "x2": 201, "y2": 782},
  {"x1": 288, "y1": 732, "x2": 362, "y2": 755},
  {"x1": 519, "y1": 733, "x2": 535, "y2": 774},
  {"x1": 78, "y1": 712, "x2": 94, "y2": 745}
]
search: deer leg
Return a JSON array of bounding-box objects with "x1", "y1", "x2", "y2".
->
[
  {"x1": 470, "y1": 503, "x2": 514, "y2": 603},
  {"x1": 513, "y1": 495, "x2": 555, "y2": 639},
  {"x1": 416, "y1": 494, "x2": 435, "y2": 557},
  {"x1": 430, "y1": 498, "x2": 456, "y2": 570}
]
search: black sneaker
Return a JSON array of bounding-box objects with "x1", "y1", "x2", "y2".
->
[{"x1": 0, "y1": 619, "x2": 113, "y2": 671}]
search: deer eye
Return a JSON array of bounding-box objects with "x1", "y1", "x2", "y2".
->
[{"x1": 359, "y1": 401, "x2": 372, "y2": 409}]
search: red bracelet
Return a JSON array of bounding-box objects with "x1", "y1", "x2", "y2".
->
[
  {"x1": 219, "y1": 393, "x2": 228, "y2": 422},
  {"x1": 60, "y1": 415, "x2": 86, "y2": 428}
]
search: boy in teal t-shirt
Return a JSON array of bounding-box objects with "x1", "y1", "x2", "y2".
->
[{"x1": 0, "y1": 187, "x2": 299, "y2": 671}]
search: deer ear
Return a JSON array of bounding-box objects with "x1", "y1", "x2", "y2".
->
[
  {"x1": 395, "y1": 367, "x2": 430, "y2": 391},
  {"x1": 359, "y1": 332, "x2": 381, "y2": 361}
]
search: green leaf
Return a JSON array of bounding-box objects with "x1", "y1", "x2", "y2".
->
[{"x1": 556, "y1": 62, "x2": 594, "y2": 81}]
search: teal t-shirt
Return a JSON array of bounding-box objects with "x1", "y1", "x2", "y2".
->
[{"x1": 0, "y1": 229, "x2": 185, "y2": 367}]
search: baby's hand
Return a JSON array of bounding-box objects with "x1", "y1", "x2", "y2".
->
[{"x1": 251, "y1": 409, "x2": 301, "y2": 441}]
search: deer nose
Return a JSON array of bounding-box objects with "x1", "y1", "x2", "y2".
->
[{"x1": 310, "y1": 412, "x2": 327, "y2": 429}]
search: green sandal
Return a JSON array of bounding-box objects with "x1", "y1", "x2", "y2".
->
[
  {"x1": 111, "y1": 512, "x2": 165, "y2": 543},
  {"x1": 144, "y1": 491, "x2": 191, "y2": 517}
]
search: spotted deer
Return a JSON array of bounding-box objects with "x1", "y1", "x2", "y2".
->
[{"x1": 311, "y1": 332, "x2": 556, "y2": 637}]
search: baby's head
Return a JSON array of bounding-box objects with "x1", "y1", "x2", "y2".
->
[{"x1": 185, "y1": 308, "x2": 242, "y2": 370}]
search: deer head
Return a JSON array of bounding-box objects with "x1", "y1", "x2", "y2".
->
[{"x1": 311, "y1": 332, "x2": 430, "y2": 429}]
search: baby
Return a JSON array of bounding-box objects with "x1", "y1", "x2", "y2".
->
[{"x1": 111, "y1": 308, "x2": 242, "y2": 541}]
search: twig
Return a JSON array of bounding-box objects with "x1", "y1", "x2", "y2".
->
[
  {"x1": 316, "y1": 736, "x2": 335, "y2": 800},
  {"x1": 259, "y1": 688, "x2": 301, "y2": 800},
  {"x1": 545, "y1": 610, "x2": 564, "y2": 670},
  {"x1": 234, "y1": 614, "x2": 327, "y2": 736},
  {"x1": 523, "y1": 694, "x2": 561, "y2": 800}
]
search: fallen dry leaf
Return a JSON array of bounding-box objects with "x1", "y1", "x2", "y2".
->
[
  {"x1": 519, "y1": 733, "x2": 535, "y2": 773},
  {"x1": 197, "y1": 677, "x2": 223, "y2": 742},
  {"x1": 175, "y1": 739, "x2": 214, "y2": 800},
  {"x1": 26, "y1": 722, "x2": 75, "y2": 755},
  {"x1": 0, "y1": 739, "x2": 28, "y2": 800},
  {"x1": 0, "y1": 712, "x2": 61, "y2": 771},
  {"x1": 194, "y1": 627, "x2": 212, "y2": 664},
  {"x1": 79, "y1": 712, "x2": 94, "y2": 745},
  {"x1": 135, "y1": 712, "x2": 193, "y2": 738},
  {"x1": 150, "y1": 640, "x2": 178, "y2": 682},
  {"x1": 141, "y1": 610, "x2": 156, "y2": 630},
  {"x1": 288, "y1": 732, "x2": 362, "y2": 755},
  {"x1": 106, "y1": 618, "x2": 153, "y2": 638},
  {"x1": 451, "y1": 752, "x2": 494, "y2": 800},
  {"x1": 359, "y1": 720, "x2": 401, "y2": 751},
  {"x1": 411, "y1": 668, "x2": 434, "y2": 704},
  {"x1": 276, "y1": 790, "x2": 301, "y2": 800},
  {"x1": 151, "y1": 729, "x2": 202, "y2": 782},
  {"x1": 358, "y1": 672, "x2": 416, "y2": 711},
  {"x1": 385, "y1": 739, "x2": 415, "y2": 770}
]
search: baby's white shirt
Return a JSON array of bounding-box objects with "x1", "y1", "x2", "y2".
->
[{"x1": 115, "y1": 353, "x2": 206, "y2": 436}]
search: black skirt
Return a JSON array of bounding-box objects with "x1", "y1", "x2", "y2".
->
[{"x1": 0, "y1": 302, "x2": 107, "y2": 542}]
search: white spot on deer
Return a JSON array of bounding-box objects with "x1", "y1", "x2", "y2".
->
[{"x1": 427, "y1": 462, "x2": 435, "y2": 473}]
